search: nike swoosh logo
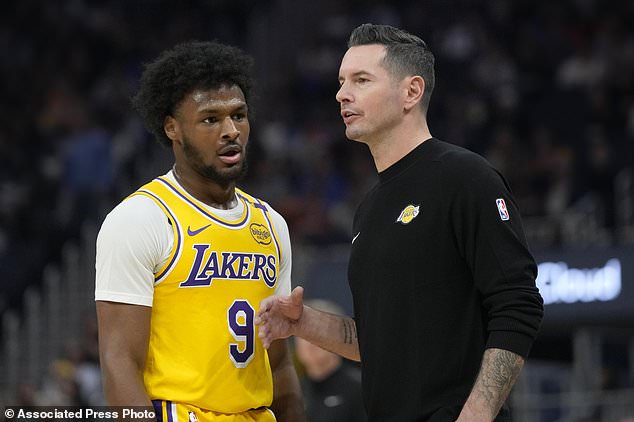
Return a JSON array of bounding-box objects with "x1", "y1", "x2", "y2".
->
[
  {"x1": 352, "y1": 232, "x2": 360, "y2": 244},
  {"x1": 324, "y1": 395, "x2": 343, "y2": 407},
  {"x1": 187, "y1": 224, "x2": 212, "y2": 236}
]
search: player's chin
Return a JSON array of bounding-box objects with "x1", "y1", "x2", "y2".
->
[
  {"x1": 227, "y1": 162, "x2": 247, "y2": 179},
  {"x1": 219, "y1": 161, "x2": 247, "y2": 179}
]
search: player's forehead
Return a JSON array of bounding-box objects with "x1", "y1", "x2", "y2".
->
[
  {"x1": 181, "y1": 85, "x2": 247, "y2": 113},
  {"x1": 338, "y1": 44, "x2": 387, "y2": 78}
]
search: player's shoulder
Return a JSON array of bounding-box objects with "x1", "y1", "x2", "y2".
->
[
  {"x1": 236, "y1": 188, "x2": 289, "y2": 229},
  {"x1": 100, "y1": 189, "x2": 165, "y2": 234},
  {"x1": 237, "y1": 188, "x2": 278, "y2": 215}
]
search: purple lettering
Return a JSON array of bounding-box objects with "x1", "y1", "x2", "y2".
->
[
  {"x1": 198, "y1": 251, "x2": 220, "y2": 281},
  {"x1": 180, "y1": 244, "x2": 212, "y2": 287},
  {"x1": 221, "y1": 252, "x2": 239, "y2": 279},
  {"x1": 264, "y1": 255, "x2": 277, "y2": 287},
  {"x1": 180, "y1": 248, "x2": 277, "y2": 288},
  {"x1": 234, "y1": 253, "x2": 252, "y2": 279},
  {"x1": 251, "y1": 254, "x2": 267, "y2": 281}
]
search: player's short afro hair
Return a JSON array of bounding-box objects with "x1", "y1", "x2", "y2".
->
[{"x1": 132, "y1": 41, "x2": 254, "y2": 147}]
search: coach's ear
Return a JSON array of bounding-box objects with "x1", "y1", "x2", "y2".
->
[
  {"x1": 164, "y1": 115, "x2": 181, "y2": 144},
  {"x1": 403, "y1": 75, "x2": 424, "y2": 112}
]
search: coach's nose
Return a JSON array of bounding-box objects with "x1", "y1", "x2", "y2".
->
[{"x1": 336, "y1": 81, "x2": 353, "y2": 104}]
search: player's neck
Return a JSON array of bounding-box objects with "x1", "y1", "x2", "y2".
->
[{"x1": 172, "y1": 165, "x2": 238, "y2": 210}]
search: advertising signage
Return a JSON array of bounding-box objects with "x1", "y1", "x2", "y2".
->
[{"x1": 534, "y1": 246, "x2": 634, "y2": 331}]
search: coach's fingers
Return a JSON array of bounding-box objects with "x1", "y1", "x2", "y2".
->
[
  {"x1": 274, "y1": 286, "x2": 305, "y2": 320},
  {"x1": 258, "y1": 295, "x2": 275, "y2": 314},
  {"x1": 258, "y1": 327, "x2": 272, "y2": 349},
  {"x1": 260, "y1": 337, "x2": 271, "y2": 349},
  {"x1": 255, "y1": 297, "x2": 275, "y2": 325},
  {"x1": 290, "y1": 286, "x2": 304, "y2": 306}
]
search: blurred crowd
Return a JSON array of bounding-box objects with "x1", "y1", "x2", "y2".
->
[
  {"x1": 13, "y1": 316, "x2": 103, "y2": 407},
  {"x1": 1, "y1": 0, "x2": 633, "y2": 316}
]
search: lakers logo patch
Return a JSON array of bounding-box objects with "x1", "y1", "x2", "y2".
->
[
  {"x1": 396, "y1": 204, "x2": 420, "y2": 224},
  {"x1": 250, "y1": 223, "x2": 272, "y2": 245}
]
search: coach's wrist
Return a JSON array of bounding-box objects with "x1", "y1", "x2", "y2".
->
[{"x1": 291, "y1": 304, "x2": 310, "y2": 337}]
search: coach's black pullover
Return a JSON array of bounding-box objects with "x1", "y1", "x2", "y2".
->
[{"x1": 348, "y1": 138, "x2": 543, "y2": 422}]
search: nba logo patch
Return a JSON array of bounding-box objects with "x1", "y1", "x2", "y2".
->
[{"x1": 496, "y1": 198, "x2": 510, "y2": 221}]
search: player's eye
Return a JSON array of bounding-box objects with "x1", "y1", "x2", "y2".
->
[
  {"x1": 232, "y1": 113, "x2": 246, "y2": 121},
  {"x1": 203, "y1": 116, "x2": 218, "y2": 124}
]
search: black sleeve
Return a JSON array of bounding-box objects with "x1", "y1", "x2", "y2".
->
[{"x1": 444, "y1": 152, "x2": 544, "y2": 358}]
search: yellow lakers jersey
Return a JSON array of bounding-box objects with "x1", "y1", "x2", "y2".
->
[{"x1": 129, "y1": 175, "x2": 283, "y2": 413}]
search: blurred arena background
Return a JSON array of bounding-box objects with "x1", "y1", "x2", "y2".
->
[{"x1": 1, "y1": 1, "x2": 634, "y2": 420}]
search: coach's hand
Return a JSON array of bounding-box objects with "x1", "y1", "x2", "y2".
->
[{"x1": 256, "y1": 286, "x2": 305, "y2": 348}]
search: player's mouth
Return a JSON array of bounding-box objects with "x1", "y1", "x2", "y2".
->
[{"x1": 218, "y1": 144, "x2": 243, "y2": 165}]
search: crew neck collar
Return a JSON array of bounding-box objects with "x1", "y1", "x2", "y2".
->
[{"x1": 378, "y1": 137, "x2": 436, "y2": 183}]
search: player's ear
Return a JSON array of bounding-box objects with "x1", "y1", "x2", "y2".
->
[
  {"x1": 164, "y1": 115, "x2": 181, "y2": 143},
  {"x1": 403, "y1": 75, "x2": 424, "y2": 112}
]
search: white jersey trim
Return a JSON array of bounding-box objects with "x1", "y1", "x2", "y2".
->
[{"x1": 94, "y1": 290, "x2": 153, "y2": 307}]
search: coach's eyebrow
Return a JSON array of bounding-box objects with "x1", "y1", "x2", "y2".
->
[{"x1": 338, "y1": 70, "x2": 374, "y2": 83}]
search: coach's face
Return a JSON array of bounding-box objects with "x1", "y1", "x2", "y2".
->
[
  {"x1": 165, "y1": 84, "x2": 250, "y2": 186},
  {"x1": 336, "y1": 44, "x2": 405, "y2": 145}
]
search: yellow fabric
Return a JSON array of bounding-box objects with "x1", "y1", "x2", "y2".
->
[
  {"x1": 155, "y1": 401, "x2": 277, "y2": 422},
  {"x1": 130, "y1": 176, "x2": 282, "y2": 414}
]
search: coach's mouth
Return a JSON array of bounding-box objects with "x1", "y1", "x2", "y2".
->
[{"x1": 341, "y1": 110, "x2": 361, "y2": 125}]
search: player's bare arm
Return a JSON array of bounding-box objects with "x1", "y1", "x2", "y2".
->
[
  {"x1": 96, "y1": 301, "x2": 153, "y2": 407},
  {"x1": 256, "y1": 286, "x2": 361, "y2": 362},
  {"x1": 267, "y1": 339, "x2": 306, "y2": 422},
  {"x1": 457, "y1": 348, "x2": 525, "y2": 422}
]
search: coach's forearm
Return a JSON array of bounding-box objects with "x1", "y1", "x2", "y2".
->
[
  {"x1": 294, "y1": 306, "x2": 361, "y2": 362},
  {"x1": 457, "y1": 348, "x2": 524, "y2": 421}
]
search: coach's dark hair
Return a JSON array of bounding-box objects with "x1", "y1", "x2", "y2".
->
[
  {"x1": 132, "y1": 41, "x2": 254, "y2": 147},
  {"x1": 348, "y1": 23, "x2": 435, "y2": 112}
]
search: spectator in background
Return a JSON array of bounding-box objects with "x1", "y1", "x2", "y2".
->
[
  {"x1": 59, "y1": 105, "x2": 113, "y2": 233},
  {"x1": 35, "y1": 359, "x2": 80, "y2": 406},
  {"x1": 295, "y1": 299, "x2": 365, "y2": 422}
]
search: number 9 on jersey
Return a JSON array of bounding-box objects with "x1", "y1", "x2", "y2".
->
[{"x1": 228, "y1": 300, "x2": 255, "y2": 368}]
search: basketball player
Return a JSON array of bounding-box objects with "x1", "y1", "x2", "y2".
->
[
  {"x1": 95, "y1": 41, "x2": 304, "y2": 422},
  {"x1": 256, "y1": 24, "x2": 544, "y2": 421}
]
